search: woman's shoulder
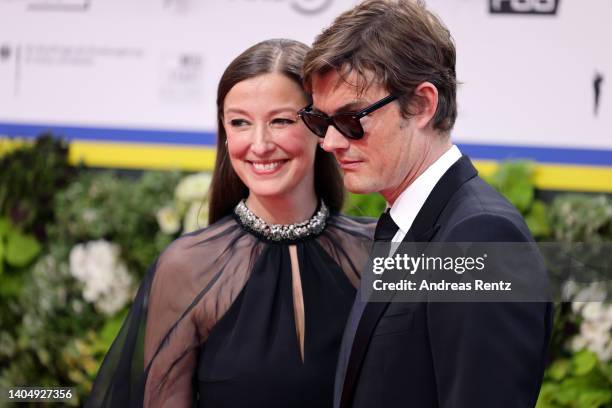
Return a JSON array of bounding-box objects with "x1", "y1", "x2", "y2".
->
[
  {"x1": 152, "y1": 215, "x2": 250, "y2": 283},
  {"x1": 145, "y1": 214, "x2": 259, "y2": 314},
  {"x1": 327, "y1": 212, "x2": 377, "y2": 240},
  {"x1": 162, "y1": 215, "x2": 239, "y2": 255}
]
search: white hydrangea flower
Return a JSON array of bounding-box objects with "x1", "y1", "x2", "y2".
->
[
  {"x1": 561, "y1": 279, "x2": 579, "y2": 302},
  {"x1": 582, "y1": 302, "x2": 604, "y2": 322},
  {"x1": 69, "y1": 244, "x2": 89, "y2": 282},
  {"x1": 156, "y1": 205, "x2": 181, "y2": 234},
  {"x1": 580, "y1": 321, "x2": 606, "y2": 347},
  {"x1": 570, "y1": 335, "x2": 588, "y2": 352},
  {"x1": 605, "y1": 304, "x2": 612, "y2": 325},
  {"x1": 591, "y1": 342, "x2": 611, "y2": 362},
  {"x1": 71, "y1": 299, "x2": 84, "y2": 314},
  {"x1": 598, "y1": 306, "x2": 612, "y2": 334},
  {"x1": 175, "y1": 172, "x2": 212, "y2": 203},
  {"x1": 572, "y1": 301, "x2": 585, "y2": 314},
  {"x1": 573, "y1": 282, "x2": 607, "y2": 303},
  {"x1": 602, "y1": 341, "x2": 612, "y2": 362},
  {"x1": 183, "y1": 201, "x2": 209, "y2": 234},
  {"x1": 82, "y1": 208, "x2": 98, "y2": 224},
  {"x1": 95, "y1": 262, "x2": 133, "y2": 316},
  {"x1": 568, "y1": 281, "x2": 612, "y2": 362},
  {"x1": 570, "y1": 304, "x2": 612, "y2": 362},
  {"x1": 69, "y1": 240, "x2": 133, "y2": 316}
]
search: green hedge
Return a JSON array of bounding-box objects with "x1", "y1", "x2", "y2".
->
[{"x1": 0, "y1": 137, "x2": 610, "y2": 407}]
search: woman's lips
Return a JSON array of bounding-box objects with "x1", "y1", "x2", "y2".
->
[{"x1": 248, "y1": 159, "x2": 289, "y2": 175}]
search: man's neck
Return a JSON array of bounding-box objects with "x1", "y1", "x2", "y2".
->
[{"x1": 382, "y1": 138, "x2": 453, "y2": 205}]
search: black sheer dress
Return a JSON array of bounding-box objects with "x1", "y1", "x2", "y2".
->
[{"x1": 86, "y1": 200, "x2": 374, "y2": 408}]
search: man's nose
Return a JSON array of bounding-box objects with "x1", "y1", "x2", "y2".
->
[{"x1": 321, "y1": 125, "x2": 350, "y2": 153}]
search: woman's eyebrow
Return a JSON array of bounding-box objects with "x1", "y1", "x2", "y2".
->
[
  {"x1": 225, "y1": 107, "x2": 299, "y2": 116},
  {"x1": 268, "y1": 107, "x2": 301, "y2": 115},
  {"x1": 224, "y1": 108, "x2": 249, "y2": 115}
]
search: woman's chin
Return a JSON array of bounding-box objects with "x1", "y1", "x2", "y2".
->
[{"x1": 246, "y1": 185, "x2": 291, "y2": 200}]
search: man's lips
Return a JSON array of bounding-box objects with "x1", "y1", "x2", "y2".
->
[
  {"x1": 247, "y1": 159, "x2": 289, "y2": 175},
  {"x1": 337, "y1": 159, "x2": 363, "y2": 170}
]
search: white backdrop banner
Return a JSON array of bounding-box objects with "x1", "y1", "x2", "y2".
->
[{"x1": 0, "y1": 0, "x2": 611, "y2": 171}]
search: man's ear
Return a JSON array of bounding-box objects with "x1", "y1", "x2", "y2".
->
[{"x1": 412, "y1": 82, "x2": 439, "y2": 129}]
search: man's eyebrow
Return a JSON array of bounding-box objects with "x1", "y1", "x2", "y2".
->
[{"x1": 312, "y1": 100, "x2": 369, "y2": 115}]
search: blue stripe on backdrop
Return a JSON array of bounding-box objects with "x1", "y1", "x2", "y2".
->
[
  {"x1": 0, "y1": 122, "x2": 217, "y2": 146},
  {"x1": 1, "y1": 121, "x2": 611, "y2": 166},
  {"x1": 457, "y1": 143, "x2": 612, "y2": 167}
]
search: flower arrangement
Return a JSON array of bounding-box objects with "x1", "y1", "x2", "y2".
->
[
  {"x1": 0, "y1": 137, "x2": 610, "y2": 406},
  {"x1": 156, "y1": 172, "x2": 213, "y2": 234},
  {"x1": 69, "y1": 240, "x2": 134, "y2": 316}
]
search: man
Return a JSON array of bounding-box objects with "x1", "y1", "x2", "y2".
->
[{"x1": 298, "y1": 1, "x2": 553, "y2": 407}]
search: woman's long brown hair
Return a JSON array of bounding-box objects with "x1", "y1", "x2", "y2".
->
[{"x1": 208, "y1": 39, "x2": 345, "y2": 224}]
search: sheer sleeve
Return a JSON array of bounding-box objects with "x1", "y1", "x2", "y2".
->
[
  {"x1": 85, "y1": 261, "x2": 155, "y2": 408},
  {"x1": 316, "y1": 214, "x2": 376, "y2": 288},
  {"x1": 86, "y1": 216, "x2": 264, "y2": 408}
]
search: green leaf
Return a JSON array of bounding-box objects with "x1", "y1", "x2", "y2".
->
[
  {"x1": 488, "y1": 161, "x2": 536, "y2": 213},
  {"x1": 0, "y1": 237, "x2": 4, "y2": 274},
  {"x1": 573, "y1": 350, "x2": 598, "y2": 376},
  {"x1": 0, "y1": 217, "x2": 10, "y2": 237},
  {"x1": 525, "y1": 200, "x2": 551, "y2": 238},
  {"x1": 576, "y1": 389, "x2": 612, "y2": 408},
  {"x1": 604, "y1": 361, "x2": 612, "y2": 383},
  {"x1": 536, "y1": 382, "x2": 558, "y2": 408},
  {"x1": 5, "y1": 231, "x2": 41, "y2": 267},
  {"x1": 344, "y1": 193, "x2": 386, "y2": 217},
  {"x1": 0, "y1": 271, "x2": 25, "y2": 297},
  {"x1": 556, "y1": 376, "x2": 592, "y2": 404},
  {"x1": 91, "y1": 308, "x2": 129, "y2": 355},
  {"x1": 99, "y1": 309, "x2": 128, "y2": 342},
  {"x1": 504, "y1": 181, "x2": 534, "y2": 213},
  {"x1": 548, "y1": 359, "x2": 571, "y2": 381}
]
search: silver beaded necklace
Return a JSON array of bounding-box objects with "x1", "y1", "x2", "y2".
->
[{"x1": 234, "y1": 199, "x2": 329, "y2": 242}]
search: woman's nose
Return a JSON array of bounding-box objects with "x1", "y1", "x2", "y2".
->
[{"x1": 250, "y1": 124, "x2": 275, "y2": 156}]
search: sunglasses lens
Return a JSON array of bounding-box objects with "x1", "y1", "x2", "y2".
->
[
  {"x1": 335, "y1": 116, "x2": 364, "y2": 139},
  {"x1": 301, "y1": 113, "x2": 328, "y2": 138}
]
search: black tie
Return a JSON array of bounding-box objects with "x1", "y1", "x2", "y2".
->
[{"x1": 374, "y1": 209, "x2": 399, "y2": 241}]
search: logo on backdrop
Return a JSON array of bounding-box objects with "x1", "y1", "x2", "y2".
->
[
  {"x1": 489, "y1": 0, "x2": 560, "y2": 15},
  {"x1": 0, "y1": 45, "x2": 11, "y2": 62},
  {"x1": 158, "y1": 52, "x2": 205, "y2": 104},
  {"x1": 593, "y1": 72, "x2": 604, "y2": 117},
  {"x1": 19, "y1": 0, "x2": 91, "y2": 12},
  {"x1": 163, "y1": 0, "x2": 200, "y2": 14},
  {"x1": 290, "y1": 0, "x2": 332, "y2": 15},
  {"x1": 223, "y1": 0, "x2": 332, "y2": 16}
]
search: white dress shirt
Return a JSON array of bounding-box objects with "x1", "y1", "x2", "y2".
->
[{"x1": 390, "y1": 145, "x2": 462, "y2": 244}]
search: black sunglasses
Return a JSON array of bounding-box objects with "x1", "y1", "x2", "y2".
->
[{"x1": 298, "y1": 94, "x2": 398, "y2": 140}]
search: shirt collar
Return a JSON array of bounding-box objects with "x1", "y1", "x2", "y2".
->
[{"x1": 389, "y1": 145, "x2": 462, "y2": 235}]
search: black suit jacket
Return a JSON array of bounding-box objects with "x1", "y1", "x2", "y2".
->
[{"x1": 339, "y1": 156, "x2": 553, "y2": 408}]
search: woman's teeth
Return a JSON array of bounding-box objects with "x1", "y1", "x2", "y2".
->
[{"x1": 252, "y1": 161, "x2": 283, "y2": 171}]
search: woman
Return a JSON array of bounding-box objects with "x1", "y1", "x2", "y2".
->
[{"x1": 87, "y1": 39, "x2": 374, "y2": 408}]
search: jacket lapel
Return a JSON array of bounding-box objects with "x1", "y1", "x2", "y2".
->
[{"x1": 339, "y1": 156, "x2": 478, "y2": 408}]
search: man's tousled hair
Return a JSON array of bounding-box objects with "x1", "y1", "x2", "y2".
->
[{"x1": 303, "y1": 0, "x2": 457, "y2": 133}]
